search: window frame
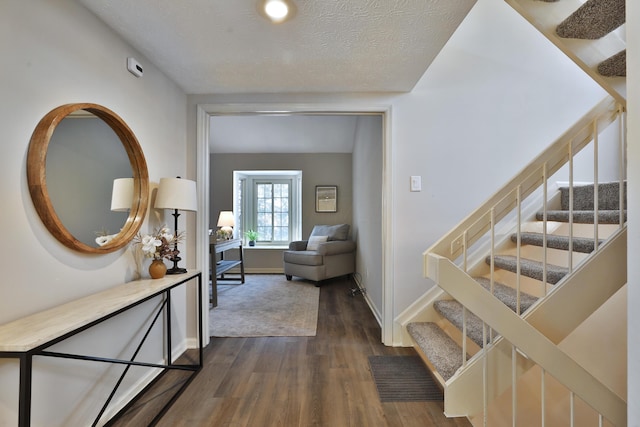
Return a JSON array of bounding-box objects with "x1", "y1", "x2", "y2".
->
[{"x1": 233, "y1": 170, "x2": 302, "y2": 247}]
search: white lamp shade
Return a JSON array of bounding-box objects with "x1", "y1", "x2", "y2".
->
[
  {"x1": 217, "y1": 211, "x2": 235, "y2": 228},
  {"x1": 111, "y1": 178, "x2": 134, "y2": 212},
  {"x1": 154, "y1": 177, "x2": 198, "y2": 211}
]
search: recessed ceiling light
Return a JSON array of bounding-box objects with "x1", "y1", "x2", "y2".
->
[{"x1": 259, "y1": 0, "x2": 296, "y2": 24}]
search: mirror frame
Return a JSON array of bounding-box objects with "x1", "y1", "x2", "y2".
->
[{"x1": 27, "y1": 103, "x2": 149, "y2": 254}]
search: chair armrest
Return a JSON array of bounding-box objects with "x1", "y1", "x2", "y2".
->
[
  {"x1": 317, "y1": 240, "x2": 356, "y2": 256},
  {"x1": 288, "y1": 240, "x2": 308, "y2": 251}
]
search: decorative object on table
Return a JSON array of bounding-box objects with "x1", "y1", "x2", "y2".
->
[
  {"x1": 154, "y1": 177, "x2": 197, "y2": 274},
  {"x1": 133, "y1": 225, "x2": 182, "y2": 279},
  {"x1": 315, "y1": 185, "x2": 337, "y2": 212},
  {"x1": 245, "y1": 229, "x2": 258, "y2": 246},
  {"x1": 216, "y1": 229, "x2": 232, "y2": 240},
  {"x1": 148, "y1": 259, "x2": 167, "y2": 279},
  {"x1": 217, "y1": 210, "x2": 235, "y2": 239}
]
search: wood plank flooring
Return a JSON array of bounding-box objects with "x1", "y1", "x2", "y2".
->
[{"x1": 113, "y1": 275, "x2": 472, "y2": 427}]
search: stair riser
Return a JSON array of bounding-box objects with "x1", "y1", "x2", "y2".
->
[
  {"x1": 537, "y1": 222, "x2": 620, "y2": 240},
  {"x1": 512, "y1": 233, "x2": 600, "y2": 253},
  {"x1": 437, "y1": 318, "x2": 482, "y2": 356},
  {"x1": 499, "y1": 245, "x2": 589, "y2": 269},
  {"x1": 470, "y1": 269, "x2": 552, "y2": 299},
  {"x1": 491, "y1": 259, "x2": 567, "y2": 284},
  {"x1": 536, "y1": 210, "x2": 626, "y2": 224}
]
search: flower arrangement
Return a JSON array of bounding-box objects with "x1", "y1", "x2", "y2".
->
[{"x1": 133, "y1": 226, "x2": 183, "y2": 260}]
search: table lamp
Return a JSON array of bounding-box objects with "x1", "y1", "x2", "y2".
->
[
  {"x1": 154, "y1": 176, "x2": 197, "y2": 274},
  {"x1": 217, "y1": 211, "x2": 235, "y2": 238}
]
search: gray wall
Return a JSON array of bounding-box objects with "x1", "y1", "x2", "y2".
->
[
  {"x1": 210, "y1": 153, "x2": 353, "y2": 271},
  {"x1": 352, "y1": 115, "x2": 384, "y2": 320}
]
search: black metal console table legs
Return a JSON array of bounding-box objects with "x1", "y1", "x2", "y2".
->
[{"x1": 2, "y1": 272, "x2": 202, "y2": 427}]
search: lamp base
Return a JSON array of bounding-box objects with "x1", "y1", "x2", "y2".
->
[
  {"x1": 166, "y1": 267, "x2": 187, "y2": 275},
  {"x1": 167, "y1": 246, "x2": 185, "y2": 275}
]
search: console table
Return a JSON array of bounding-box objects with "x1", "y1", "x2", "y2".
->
[
  {"x1": 210, "y1": 238, "x2": 245, "y2": 307},
  {"x1": 0, "y1": 270, "x2": 202, "y2": 427}
]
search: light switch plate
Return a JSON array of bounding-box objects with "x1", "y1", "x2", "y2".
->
[{"x1": 410, "y1": 176, "x2": 421, "y2": 192}]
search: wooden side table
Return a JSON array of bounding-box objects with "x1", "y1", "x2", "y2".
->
[{"x1": 209, "y1": 238, "x2": 245, "y2": 306}]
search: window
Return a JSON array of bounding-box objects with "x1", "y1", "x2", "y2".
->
[{"x1": 234, "y1": 171, "x2": 302, "y2": 246}]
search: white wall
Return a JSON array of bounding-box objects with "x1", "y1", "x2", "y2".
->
[
  {"x1": 627, "y1": 0, "x2": 639, "y2": 423},
  {"x1": 0, "y1": 1, "x2": 190, "y2": 425},
  {"x1": 189, "y1": 0, "x2": 606, "y2": 344},
  {"x1": 1, "y1": 0, "x2": 633, "y2": 423},
  {"x1": 390, "y1": 0, "x2": 607, "y2": 316}
]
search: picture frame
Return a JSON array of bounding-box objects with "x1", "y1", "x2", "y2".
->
[{"x1": 316, "y1": 185, "x2": 337, "y2": 212}]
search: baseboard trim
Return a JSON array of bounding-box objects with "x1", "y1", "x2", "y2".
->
[
  {"x1": 215, "y1": 267, "x2": 284, "y2": 276},
  {"x1": 352, "y1": 274, "x2": 382, "y2": 327}
]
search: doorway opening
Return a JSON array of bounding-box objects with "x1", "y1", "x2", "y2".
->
[{"x1": 196, "y1": 103, "x2": 393, "y2": 346}]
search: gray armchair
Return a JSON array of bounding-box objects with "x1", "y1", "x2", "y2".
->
[{"x1": 283, "y1": 224, "x2": 356, "y2": 285}]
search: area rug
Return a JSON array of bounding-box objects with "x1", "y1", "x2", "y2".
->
[
  {"x1": 368, "y1": 355, "x2": 444, "y2": 402},
  {"x1": 209, "y1": 275, "x2": 320, "y2": 337}
]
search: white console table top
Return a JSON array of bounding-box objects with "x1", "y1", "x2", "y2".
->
[{"x1": 0, "y1": 270, "x2": 200, "y2": 352}]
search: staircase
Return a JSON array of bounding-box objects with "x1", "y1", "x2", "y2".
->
[
  {"x1": 408, "y1": 171, "x2": 627, "y2": 425},
  {"x1": 400, "y1": 1, "x2": 627, "y2": 423},
  {"x1": 504, "y1": 0, "x2": 626, "y2": 104}
]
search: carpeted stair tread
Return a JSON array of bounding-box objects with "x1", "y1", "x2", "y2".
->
[
  {"x1": 598, "y1": 49, "x2": 626, "y2": 77},
  {"x1": 406, "y1": 322, "x2": 465, "y2": 382},
  {"x1": 433, "y1": 300, "x2": 485, "y2": 348},
  {"x1": 536, "y1": 209, "x2": 626, "y2": 224},
  {"x1": 556, "y1": 0, "x2": 625, "y2": 40},
  {"x1": 473, "y1": 277, "x2": 538, "y2": 313},
  {"x1": 433, "y1": 281, "x2": 537, "y2": 347},
  {"x1": 486, "y1": 255, "x2": 568, "y2": 285},
  {"x1": 511, "y1": 232, "x2": 601, "y2": 253},
  {"x1": 559, "y1": 181, "x2": 626, "y2": 210}
]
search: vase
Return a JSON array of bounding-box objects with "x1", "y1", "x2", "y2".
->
[{"x1": 149, "y1": 259, "x2": 167, "y2": 279}]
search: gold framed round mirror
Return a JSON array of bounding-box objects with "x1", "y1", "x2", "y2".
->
[{"x1": 27, "y1": 103, "x2": 149, "y2": 254}]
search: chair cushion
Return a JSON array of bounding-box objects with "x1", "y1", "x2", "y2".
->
[
  {"x1": 283, "y1": 250, "x2": 324, "y2": 266},
  {"x1": 307, "y1": 235, "x2": 328, "y2": 251},
  {"x1": 311, "y1": 224, "x2": 350, "y2": 241}
]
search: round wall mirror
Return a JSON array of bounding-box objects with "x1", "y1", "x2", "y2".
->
[{"x1": 27, "y1": 103, "x2": 149, "y2": 254}]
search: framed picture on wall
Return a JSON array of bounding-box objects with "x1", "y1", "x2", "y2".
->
[{"x1": 316, "y1": 185, "x2": 337, "y2": 212}]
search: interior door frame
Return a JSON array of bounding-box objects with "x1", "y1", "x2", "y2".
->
[{"x1": 195, "y1": 102, "x2": 394, "y2": 346}]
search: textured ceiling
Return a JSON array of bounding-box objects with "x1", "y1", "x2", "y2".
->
[{"x1": 77, "y1": 0, "x2": 477, "y2": 94}]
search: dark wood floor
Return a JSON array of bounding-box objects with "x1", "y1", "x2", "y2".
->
[{"x1": 113, "y1": 275, "x2": 471, "y2": 427}]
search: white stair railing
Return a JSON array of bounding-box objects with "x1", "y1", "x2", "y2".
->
[
  {"x1": 427, "y1": 254, "x2": 626, "y2": 426},
  {"x1": 425, "y1": 96, "x2": 622, "y2": 267},
  {"x1": 422, "y1": 95, "x2": 626, "y2": 424}
]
